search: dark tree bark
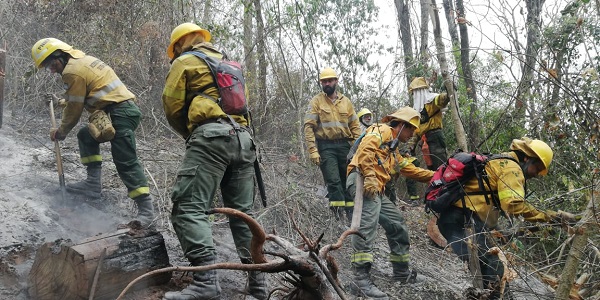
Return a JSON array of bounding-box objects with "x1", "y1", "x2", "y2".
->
[
  {"x1": 419, "y1": 0, "x2": 430, "y2": 61},
  {"x1": 429, "y1": 0, "x2": 468, "y2": 151},
  {"x1": 254, "y1": 0, "x2": 267, "y2": 110},
  {"x1": 28, "y1": 229, "x2": 171, "y2": 300},
  {"x1": 516, "y1": 0, "x2": 545, "y2": 118},
  {"x1": 243, "y1": 0, "x2": 257, "y2": 108},
  {"x1": 456, "y1": 0, "x2": 480, "y2": 149},
  {"x1": 394, "y1": 0, "x2": 415, "y2": 83}
]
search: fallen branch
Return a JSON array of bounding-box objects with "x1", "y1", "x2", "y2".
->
[{"x1": 118, "y1": 207, "x2": 359, "y2": 300}]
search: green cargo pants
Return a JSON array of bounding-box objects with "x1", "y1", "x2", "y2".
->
[
  {"x1": 77, "y1": 100, "x2": 149, "y2": 199},
  {"x1": 438, "y1": 206, "x2": 504, "y2": 290},
  {"x1": 424, "y1": 129, "x2": 447, "y2": 170},
  {"x1": 346, "y1": 171, "x2": 411, "y2": 267},
  {"x1": 170, "y1": 122, "x2": 257, "y2": 262},
  {"x1": 318, "y1": 141, "x2": 353, "y2": 208}
]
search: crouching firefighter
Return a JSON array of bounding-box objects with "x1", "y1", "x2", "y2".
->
[
  {"x1": 31, "y1": 38, "x2": 155, "y2": 227},
  {"x1": 160, "y1": 23, "x2": 267, "y2": 300},
  {"x1": 346, "y1": 107, "x2": 434, "y2": 299},
  {"x1": 437, "y1": 137, "x2": 575, "y2": 299}
]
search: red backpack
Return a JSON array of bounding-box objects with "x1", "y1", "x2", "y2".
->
[
  {"x1": 184, "y1": 50, "x2": 248, "y2": 116},
  {"x1": 424, "y1": 151, "x2": 516, "y2": 215}
]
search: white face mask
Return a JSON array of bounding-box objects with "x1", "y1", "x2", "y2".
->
[{"x1": 412, "y1": 89, "x2": 438, "y2": 111}]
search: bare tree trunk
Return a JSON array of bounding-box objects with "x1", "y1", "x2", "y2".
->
[
  {"x1": 429, "y1": 0, "x2": 468, "y2": 151},
  {"x1": 0, "y1": 49, "x2": 5, "y2": 128},
  {"x1": 516, "y1": 0, "x2": 545, "y2": 118},
  {"x1": 394, "y1": 0, "x2": 415, "y2": 83},
  {"x1": 555, "y1": 179, "x2": 599, "y2": 299},
  {"x1": 254, "y1": 0, "x2": 267, "y2": 110},
  {"x1": 441, "y1": 0, "x2": 459, "y2": 42},
  {"x1": 202, "y1": 0, "x2": 212, "y2": 25},
  {"x1": 455, "y1": 0, "x2": 480, "y2": 149},
  {"x1": 243, "y1": 0, "x2": 257, "y2": 110},
  {"x1": 419, "y1": 0, "x2": 430, "y2": 61}
]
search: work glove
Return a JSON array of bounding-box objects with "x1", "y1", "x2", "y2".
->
[
  {"x1": 49, "y1": 128, "x2": 66, "y2": 141},
  {"x1": 309, "y1": 151, "x2": 321, "y2": 166},
  {"x1": 46, "y1": 93, "x2": 66, "y2": 108},
  {"x1": 363, "y1": 176, "x2": 380, "y2": 199}
]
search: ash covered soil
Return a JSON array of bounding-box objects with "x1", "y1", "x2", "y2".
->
[{"x1": 0, "y1": 112, "x2": 554, "y2": 300}]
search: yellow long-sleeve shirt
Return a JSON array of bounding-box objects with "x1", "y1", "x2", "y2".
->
[
  {"x1": 303, "y1": 92, "x2": 361, "y2": 154},
  {"x1": 416, "y1": 93, "x2": 449, "y2": 136},
  {"x1": 455, "y1": 151, "x2": 556, "y2": 227},
  {"x1": 348, "y1": 124, "x2": 433, "y2": 192},
  {"x1": 58, "y1": 55, "x2": 135, "y2": 136},
  {"x1": 162, "y1": 42, "x2": 247, "y2": 139}
]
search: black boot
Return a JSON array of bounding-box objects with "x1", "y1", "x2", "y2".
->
[
  {"x1": 163, "y1": 256, "x2": 221, "y2": 300},
  {"x1": 348, "y1": 263, "x2": 389, "y2": 300},
  {"x1": 392, "y1": 262, "x2": 426, "y2": 283},
  {"x1": 66, "y1": 164, "x2": 101, "y2": 199},
  {"x1": 247, "y1": 271, "x2": 268, "y2": 299},
  {"x1": 134, "y1": 194, "x2": 155, "y2": 227}
]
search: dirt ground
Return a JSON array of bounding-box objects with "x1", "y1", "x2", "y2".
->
[{"x1": 0, "y1": 111, "x2": 555, "y2": 300}]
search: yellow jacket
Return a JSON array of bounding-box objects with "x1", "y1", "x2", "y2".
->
[
  {"x1": 162, "y1": 42, "x2": 247, "y2": 139},
  {"x1": 304, "y1": 92, "x2": 361, "y2": 153},
  {"x1": 416, "y1": 93, "x2": 449, "y2": 136},
  {"x1": 348, "y1": 124, "x2": 433, "y2": 192},
  {"x1": 58, "y1": 55, "x2": 135, "y2": 136},
  {"x1": 455, "y1": 151, "x2": 556, "y2": 227}
]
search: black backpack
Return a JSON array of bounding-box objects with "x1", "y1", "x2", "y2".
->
[
  {"x1": 184, "y1": 50, "x2": 248, "y2": 115},
  {"x1": 423, "y1": 151, "x2": 517, "y2": 215}
]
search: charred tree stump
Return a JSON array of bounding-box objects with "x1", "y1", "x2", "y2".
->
[{"x1": 28, "y1": 228, "x2": 171, "y2": 300}]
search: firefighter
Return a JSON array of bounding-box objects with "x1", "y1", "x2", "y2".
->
[
  {"x1": 304, "y1": 68, "x2": 362, "y2": 223},
  {"x1": 438, "y1": 137, "x2": 575, "y2": 299},
  {"x1": 161, "y1": 23, "x2": 266, "y2": 300},
  {"x1": 404, "y1": 77, "x2": 450, "y2": 204},
  {"x1": 346, "y1": 107, "x2": 434, "y2": 299},
  {"x1": 31, "y1": 38, "x2": 154, "y2": 226}
]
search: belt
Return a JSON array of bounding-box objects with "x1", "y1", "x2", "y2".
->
[
  {"x1": 317, "y1": 138, "x2": 350, "y2": 144},
  {"x1": 194, "y1": 117, "x2": 250, "y2": 132},
  {"x1": 425, "y1": 128, "x2": 442, "y2": 136},
  {"x1": 104, "y1": 99, "x2": 134, "y2": 112},
  {"x1": 195, "y1": 117, "x2": 230, "y2": 127}
]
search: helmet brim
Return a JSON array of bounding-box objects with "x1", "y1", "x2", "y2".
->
[{"x1": 167, "y1": 29, "x2": 211, "y2": 59}]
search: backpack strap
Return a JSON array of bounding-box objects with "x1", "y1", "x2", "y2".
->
[
  {"x1": 478, "y1": 154, "x2": 519, "y2": 218},
  {"x1": 182, "y1": 50, "x2": 248, "y2": 129},
  {"x1": 183, "y1": 50, "x2": 220, "y2": 99},
  {"x1": 420, "y1": 107, "x2": 441, "y2": 124}
]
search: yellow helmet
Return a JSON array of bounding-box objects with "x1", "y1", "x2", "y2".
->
[
  {"x1": 408, "y1": 77, "x2": 429, "y2": 93},
  {"x1": 319, "y1": 67, "x2": 338, "y2": 80},
  {"x1": 381, "y1": 106, "x2": 420, "y2": 128},
  {"x1": 31, "y1": 38, "x2": 72, "y2": 68},
  {"x1": 167, "y1": 23, "x2": 212, "y2": 59},
  {"x1": 357, "y1": 108, "x2": 372, "y2": 119},
  {"x1": 510, "y1": 137, "x2": 553, "y2": 176}
]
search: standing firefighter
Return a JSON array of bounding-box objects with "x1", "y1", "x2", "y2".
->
[
  {"x1": 304, "y1": 67, "x2": 361, "y2": 223},
  {"x1": 31, "y1": 38, "x2": 155, "y2": 226},
  {"x1": 161, "y1": 23, "x2": 267, "y2": 300},
  {"x1": 346, "y1": 107, "x2": 434, "y2": 299},
  {"x1": 437, "y1": 137, "x2": 574, "y2": 299},
  {"x1": 404, "y1": 77, "x2": 450, "y2": 203}
]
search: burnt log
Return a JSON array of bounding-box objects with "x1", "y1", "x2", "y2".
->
[{"x1": 28, "y1": 228, "x2": 171, "y2": 300}]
